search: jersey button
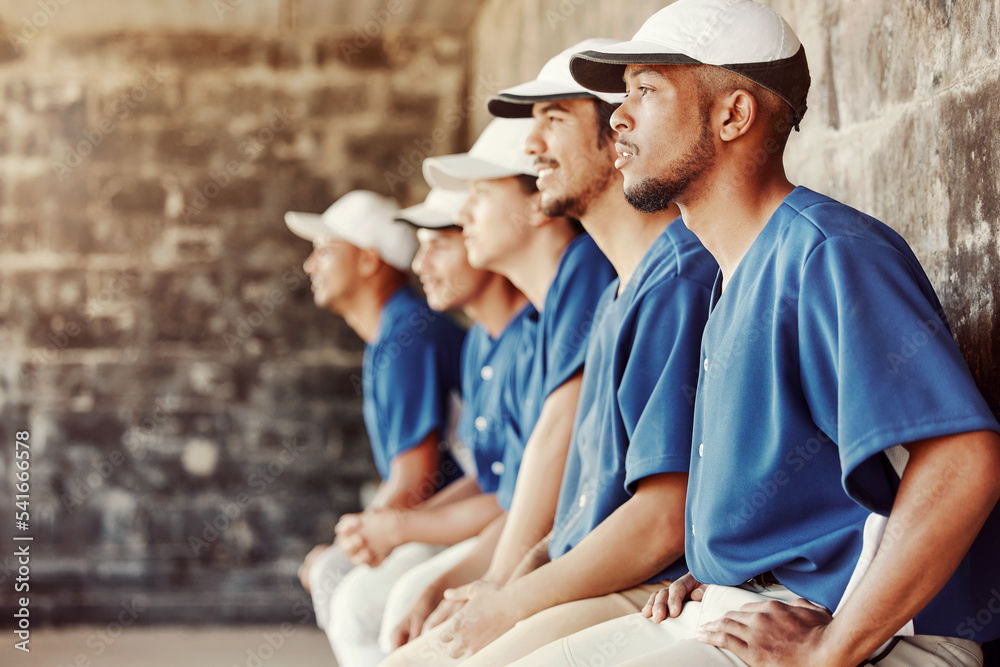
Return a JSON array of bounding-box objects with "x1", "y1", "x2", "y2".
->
[
  {"x1": 481, "y1": 366, "x2": 494, "y2": 381},
  {"x1": 698, "y1": 443, "x2": 704, "y2": 458},
  {"x1": 578, "y1": 494, "x2": 587, "y2": 508},
  {"x1": 491, "y1": 461, "x2": 505, "y2": 475},
  {"x1": 475, "y1": 416, "x2": 488, "y2": 432},
  {"x1": 525, "y1": 398, "x2": 534, "y2": 407}
]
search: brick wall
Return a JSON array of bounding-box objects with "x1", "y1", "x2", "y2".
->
[
  {"x1": 471, "y1": 0, "x2": 1000, "y2": 414},
  {"x1": 0, "y1": 14, "x2": 470, "y2": 623}
]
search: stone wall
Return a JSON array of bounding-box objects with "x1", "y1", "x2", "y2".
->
[
  {"x1": 470, "y1": 0, "x2": 999, "y2": 661},
  {"x1": 0, "y1": 13, "x2": 470, "y2": 623},
  {"x1": 471, "y1": 0, "x2": 1000, "y2": 414}
]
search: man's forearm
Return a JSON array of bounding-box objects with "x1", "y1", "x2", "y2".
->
[
  {"x1": 397, "y1": 494, "x2": 504, "y2": 546},
  {"x1": 369, "y1": 434, "x2": 442, "y2": 510},
  {"x1": 818, "y1": 431, "x2": 1000, "y2": 665},
  {"x1": 419, "y1": 475, "x2": 481, "y2": 510},
  {"x1": 486, "y1": 374, "x2": 582, "y2": 582},
  {"x1": 506, "y1": 531, "x2": 552, "y2": 583},
  {"x1": 505, "y1": 473, "x2": 687, "y2": 621},
  {"x1": 433, "y1": 514, "x2": 508, "y2": 591}
]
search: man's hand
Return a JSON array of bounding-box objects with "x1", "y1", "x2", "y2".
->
[
  {"x1": 437, "y1": 581, "x2": 520, "y2": 659},
  {"x1": 297, "y1": 543, "x2": 331, "y2": 592},
  {"x1": 387, "y1": 581, "x2": 457, "y2": 650},
  {"x1": 334, "y1": 510, "x2": 403, "y2": 567},
  {"x1": 696, "y1": 598, "x2": 838, "y2": 667},
  {"x1": 333, "y1": 513, "x2": 371, "y2": 565},
  {"x1": 643, "y1": 572, "x2": 705, "y2": 623}
]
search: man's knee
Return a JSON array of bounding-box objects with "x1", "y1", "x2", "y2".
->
[{"x1": 329, "y1": 568, "x2": 385, "y2": 644}]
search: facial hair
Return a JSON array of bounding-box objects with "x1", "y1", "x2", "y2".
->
[
  {"x1": 539, "y1": 152, "x2": 617, "y2": 219},
  {"x1": 624, "y1": 120, "x2": 716, "y2": 214}
]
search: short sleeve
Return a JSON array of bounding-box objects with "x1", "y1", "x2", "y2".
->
[
  {"x1": 798, "y1": 237, "x2": 998, "y2": 513},
  {"x1": 623, "y1": 279, "x2": 711, "y2": 492},
  {"x1": 542, "y1": 239, "x2": 616, "y2": 398},
  {"x1": 376, "y1": 334, "x2": 453, "y2": 464}
]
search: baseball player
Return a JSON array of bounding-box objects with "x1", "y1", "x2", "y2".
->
[
  {"x1": 284, "y1": 190, "x2": 466, "y2": 666},
  {"x1": 379, "y1": 116, "x2": 618, "y2": 664},
  {"x1": 511, "y1": 1, "x2": 1000, "y2": 665},
  {"x1": 322, "y1": 186, "x2": 536, "y2": 667},
  {"x1": 379, "y1": 40, "x2": 718, "y2": 666}
]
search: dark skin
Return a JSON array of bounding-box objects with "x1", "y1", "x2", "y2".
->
[{"x1": 616, "y1": 62, "x2": 1000, "y2": 666}]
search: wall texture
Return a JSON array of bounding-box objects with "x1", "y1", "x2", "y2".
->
[
  {"x1": 470, "y1": 0, "x2": 999, "y2": 661},
  {"x1": 0, "y1": 12, "x2": 470, "y2": 623},
  {"x1": 471, "y1": 0, "x2": 1000, "y2": 414}
]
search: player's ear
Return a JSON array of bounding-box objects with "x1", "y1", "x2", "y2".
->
[
  {"x1": 719, "y1": 89, "x2": 757, "y2": 143},
  {"x1": 356, "y1": 247, "x2": 383, "y2": 277},
  {"x1": 523, "y1": 191, "x2": 548, "y2": 229}
]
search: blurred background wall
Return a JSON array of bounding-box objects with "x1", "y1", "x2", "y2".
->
[
  {"x1": 0, "y1": 0, "x2": 998, "y2": 631},
  {"x1": 0, "y1": 0, "x2": 482, "y2": 624}
]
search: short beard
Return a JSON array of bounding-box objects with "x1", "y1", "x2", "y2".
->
[
  {"x1": 540, "y1": 160, "x2": 616, "y2": 219},
  {"x1": 624, "y1": 122, "x2": 716, "y2": 214}
]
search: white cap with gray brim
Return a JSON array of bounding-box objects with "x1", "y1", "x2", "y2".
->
[
  {"x1": 487, "y1": 38, "x2": 627, "y2": 118},
  {"x1": 569, "y1": 0, "x2": 811, "y2": 128},
  {"x1": 395, "y1": 188, "x2": 470, "y2": 230},
  {"x1": 422, "y1": 118, "x2": 538, "y2": 192},
  {"x1": 284, "y1": 190, "x2": 417, "y2": 271}
]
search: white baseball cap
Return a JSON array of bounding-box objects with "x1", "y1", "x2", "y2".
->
[
  {"x1": 284, "y1": 190, "x2": 417, "y2": 270},
  {"x1": 422, "y1": 118, "x2": 538, "y2": 192},
  {"x1": 395, "y1": 188, "x2": 469, "y2": 230},
  {"x1": 570, "y1": 0, "x2": 811, "y2": 127},
  {"x1": 487, "y1": 39, "x2": 626, "y2": 118}
]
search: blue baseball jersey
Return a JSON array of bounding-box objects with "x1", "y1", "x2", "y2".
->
[
  {"x1": 456, "y1": 304, "x2": 535, "y2": 494},
  {"x1": 685, "y1": 187, "x2": 1000, "y2": 640},
  {"x1": 493, "y1": 305, "x2": 539, "y2": 511},
  {"x1": 362, "y1": 286, "x2": 467, "y2": 483},
  {"x1": 496, "y1": 233, "x2": 616, "y2": 511},
  {"x1": 548, "y1": 220, "x2": 717, "y2": 583}
]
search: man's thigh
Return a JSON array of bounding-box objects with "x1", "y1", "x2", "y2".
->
[
  {"x1": 465, "y1": 583, "x2": 666, "y2": 667},
  {"x1": 308, "y1": 544, "x2": 355, "y2": 630},
  {"x1": 329, "y1": 542, "x2": 443, "y2": 644},
  {"x1": 380, "y1": 538, "x2": 480, "y2": 652},
  {"x1": 871, "y1": 635, "x2": 983, "y2": 667},
  {"x1": 510, "y1": 583, "x2": 797, "y2": 667},
  {"x1": 381, "y1": 620, "x2": 462, "y2": 667}
]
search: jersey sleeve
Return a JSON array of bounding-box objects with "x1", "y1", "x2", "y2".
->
[
  {"x1": 623, "y1": 279, "x2": 711, "y2": 493},
  {"x1": 797, "y1": 237, "x2": 999, "y2": 514},
  {"x1": 378, "y1": 331, "x2": 455, "y2": 465},
  {"x1": 542, "y1": 242, "x2": 616, "y2": 399}
]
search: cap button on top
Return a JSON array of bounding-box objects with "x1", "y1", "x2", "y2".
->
[{"x1": 698, "y1": 443, "x2": 704, "y2": 458}]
